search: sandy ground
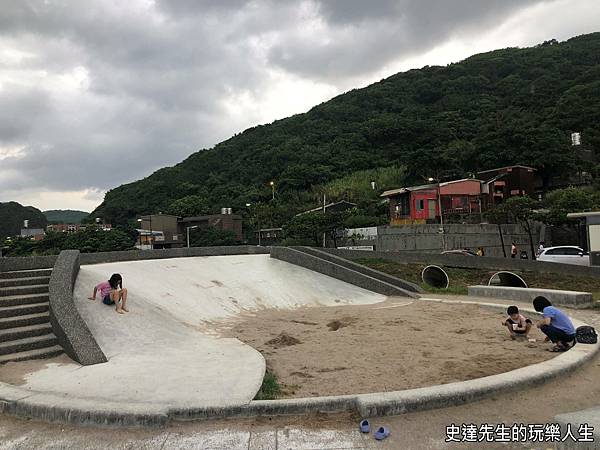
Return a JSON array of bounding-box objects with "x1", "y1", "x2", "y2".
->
[
  {"x1": 222, "y1": 298, "x2": 555, "y2": 398},
  {"x1": 1, "y1": 297, "x2": 599, "y2": 449},
  {"x1": 0, "y1": 354, "x2": 73, "y2": 386}
]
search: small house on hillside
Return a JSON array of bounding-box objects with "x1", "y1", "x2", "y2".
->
[
  {"x1": 477, "y1": 165, "x2": 539, "y2": 206},
  {"x1": 380, "y1": 178, "x2": 482, "y2": 226},
  {"x1": 138, "y1": 212, "x2": 243, "y2": 249}
]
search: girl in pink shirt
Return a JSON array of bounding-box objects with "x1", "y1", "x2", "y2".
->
[{"x1": 89, "y1": 273, "x2": 129, "y2": 314}]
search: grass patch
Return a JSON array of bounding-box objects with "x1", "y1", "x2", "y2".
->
[
  {"x1": 356, "y1": 258, "x2": 600, "y2": 301},
  {"x1": 254, "y1": 372, "x2": 281, "y2": 400}
]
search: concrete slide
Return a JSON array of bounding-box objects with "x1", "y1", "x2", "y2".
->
[{"x1": 13, "y1": 255, "x2": 386, "y2": 411}]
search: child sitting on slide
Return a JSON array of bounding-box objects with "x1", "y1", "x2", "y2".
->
[{"x1": 502, "y1": 305, "x2": 532, "y2": 339}]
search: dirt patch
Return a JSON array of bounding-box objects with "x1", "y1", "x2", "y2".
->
[
  {"x1": 0, "y1": 354, "x2": 74, "y2": 385},
  {"x1": 326, "y1": 317, "x2": 356, "y2": 331},
  {"x1": 291, "y1": 320, "x2": 318, "y2": 326},
  {"x1": 222, "y1": 300, "x2": 556, "y2": 398},
  {"x1": 265, "y1": 333, "x2": 302, "y2": 348}
]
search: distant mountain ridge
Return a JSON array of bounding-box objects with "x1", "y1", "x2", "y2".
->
[
  {"x1": 91, "y1": 32, "x2": 600, "y2": 225},
  {"x1": 0, "y1": 202, "x2": 47, "y2": 239},
  {"x1": 43, "y1": 209, "x2": 89, "y2": 224}
]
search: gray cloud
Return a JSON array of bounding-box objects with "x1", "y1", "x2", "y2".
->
[
  {"x1": 0, "y1": 0, "x2": 595, "y2": 210},
  {"x1": 267, "y1": 0, "x2": 549, "y2": 80}
]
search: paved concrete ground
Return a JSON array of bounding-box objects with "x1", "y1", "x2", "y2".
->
[{"x1": 7, "y1": 255, "x2": 386, "y2": 410}]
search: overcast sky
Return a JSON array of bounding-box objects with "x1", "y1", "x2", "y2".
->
[{"x1": 1, "y1": 0, "x2": 599, "y2": 212}]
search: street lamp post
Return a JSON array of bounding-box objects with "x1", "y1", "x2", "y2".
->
[
  {"x1": 186, "y1": 225, "x2": 199, "y2": 248},
  {"x1": 136, "y1": 218, "x2": 143, "y2": 248},
  {"x1": 149, "y1": 215, "x2": 153, "y2": 249},
  {"x1": 269, "y1": 181, "x2": 275, "y2": 201}
]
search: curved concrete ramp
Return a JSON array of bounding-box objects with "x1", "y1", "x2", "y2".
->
[{"x1": 11, "y1": 255, "x2": 386, "y2": 412}]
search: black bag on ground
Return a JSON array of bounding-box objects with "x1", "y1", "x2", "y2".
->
[{"x1": 576, "y1": 326, "x2": 598, "y2": 344}]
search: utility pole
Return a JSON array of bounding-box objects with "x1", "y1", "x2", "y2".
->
[
  {"x1": 322, "y1": 193, "x2": 326, "y2": 248},
  {"x1": 429, "y1": 177, "x2": 445, "y2": 251}
]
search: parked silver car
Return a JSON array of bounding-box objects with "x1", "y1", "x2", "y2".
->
[{"x1": 537, "y1": 246, "x2": 590, "y2": 266}]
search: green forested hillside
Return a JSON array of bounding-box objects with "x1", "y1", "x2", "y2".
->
[
  {"x1": 43, "y1": 210, "x2": 89, "y2": 224},
  {"x1": 92, "y1": 33, "x2": 600, "y2": 226},
  {"x1": 0, "y1": 202, "x2": 47, "y2": 239}
]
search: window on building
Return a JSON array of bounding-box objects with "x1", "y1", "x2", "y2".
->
[{"x1": 416, "y1": 199, "x2": 424, "y2": 211}]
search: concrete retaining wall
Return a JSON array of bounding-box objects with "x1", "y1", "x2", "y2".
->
[
  {"x1": 323, "y1": 248, "x2": 600, "y2": 278},
  {"x1": 292, "y1": 246, "x2": 423, "y2": 293},
  {"x1": 0, "y1": 246, "x2": 271, "y2": 273},
  {"x1": 468, "y1": 285, "x2": 593, "y2": 308},
  {"x1": 0, "y1": 255, "x2": 58, "y2": 272},
  {"x1": 48, "y1": 250, "x2": 107, "y2": 365},
  {"x1": 376, "y1": 223, "x2": 538, "y2": 257},
  {"x1": 270, "y1": 247, "x2": 418, "y2": 298},
  {"x1": 78, "y1": 245, "x2": 270, "y2": 265}
]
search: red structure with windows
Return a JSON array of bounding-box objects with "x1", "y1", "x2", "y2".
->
[{"x1": 381, "y1": 179, "x2": 482, "y2": 225}]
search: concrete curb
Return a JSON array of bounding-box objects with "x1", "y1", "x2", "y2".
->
[
  {"x1": 48, "y1": 250, "x2": 107, "y2": 365},
  {"x1": 468, "y1": 285, "x2": 593, "y2": 308},
  {"x1": 0, "y1": 298, "x2": 596, "y2": 427},
  {"x1": 270, "y1": 246, "x2": 418, "y2": 298},
  {"x1": 293, "y1": 246, "x2": 423, "y2": 293}
]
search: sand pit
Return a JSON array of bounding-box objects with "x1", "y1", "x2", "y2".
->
[{"x1": 223, "y1": 299, "x2": 556, "y2": 398}]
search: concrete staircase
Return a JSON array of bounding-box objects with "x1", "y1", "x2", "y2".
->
[{"x1": 0, "y1": 269, "x2": 63, "y2": 364}]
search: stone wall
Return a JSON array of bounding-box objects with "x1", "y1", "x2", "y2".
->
[
  {"x1": 376, "y1": 224, "x2": 539, "y2": 257},
  {"x1": 0, "y1": 246, "x2": 270, "y2": 273},
  {"x1": 0, "y1": 255, "x2": 58, "y2": 272},
  {"x1": 48, "y1": 250, "x2": 107, "y2": 365},
  {"x1": 270, "y1": 246, "x2": 418, "y2": 298}
]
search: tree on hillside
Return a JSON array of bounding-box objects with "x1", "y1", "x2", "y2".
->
[
  {"x1": 3, "y1": 228, "x2": 134, "y2": 256},
  {"x1": 283, "y1": 212, "x2": 347, "y2": 247},
  {"x1": 90, "y1": 33, "x2": 600, "y2": 226},
  {"x1": 189, "y1": 226, "x2": 238, "y2": 247},
  {"x1": 494, "y1": 197, "x2": 539, "y2": 260},
  {"x1": 538, "y1": 187, "x2": 600, "y2": 225},
  {"x1": 167, "y1": 195, "x2": 211, "y2": 217}
]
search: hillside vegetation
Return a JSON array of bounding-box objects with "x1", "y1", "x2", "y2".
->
[
  {"x1": 44, "y1": 210, "x2": 89, "y2": 224},
  {"x1": 0, "y1": 202, "x2": 47, "y2": 239},
  {"x1": 92, "y1": 33, "x2": 600, "y2": 227}
]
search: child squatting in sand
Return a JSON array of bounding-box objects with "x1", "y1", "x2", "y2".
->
[
  {"x1": 89, "y1": 273, "x2": 129, "y2": 314},
  {"x1": 502, "y1": 305, "x2": 532, "y2": 339}
]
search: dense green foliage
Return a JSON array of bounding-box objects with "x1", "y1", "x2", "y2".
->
[
  {"x1": 0, "y1": 202, "x2": 47, "y2": 240},
  {"x1": 188, "y1": 226, "x2": 239, "y2": 247},
  {"x1": 3, "y1": 228, "x2": 135, "y2": 256},
  {"x1": 43, "y1": 209, "x2": 89, "y2": 224},
  {"x1": 282, "y1": 212, "x2": 347, "y2": 247},
  {"x1": 92, "y1": 33, "x2": 600, "y2": 228},
  {"x1": 538, "y1": 186, "x2": 600, "y2": 225}
]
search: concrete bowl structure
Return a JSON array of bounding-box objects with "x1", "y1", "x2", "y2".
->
[{"x1": 0, "y1": 249, "x2": 598, "y2": 427}]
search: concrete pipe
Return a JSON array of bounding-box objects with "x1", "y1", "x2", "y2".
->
[
  {"x1": 488, "y1": 271, "x2": 528, "y2": 288},
  {"x1": 421, "y1": 265, "x2": 449, "y2": 289}
]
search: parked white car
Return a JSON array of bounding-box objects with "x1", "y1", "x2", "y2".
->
[{"x1": 537, "y1": 246, "x2": 590, "y2": 266}]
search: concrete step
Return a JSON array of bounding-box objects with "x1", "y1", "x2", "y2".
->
[
  {"x1": 0, "y1": 333, "x2": 58, "y2": 356},
  {"x1": 0, "y1": 312, "x2": 50, "y2": 330},
  {"x1": 0, "y1": 302, "x2": 49, "y2": 319},
  {"x1": 0, "y1": 345, "x2": 63, "y2": 364},
  {"x1": 0, "y1": 293, "x2": 49, "y2": 308},
  {"x1": 0, "y1": 284, "x2": 49, "y2": 297},
  {"x1": 0, "y1": 323, "x2": 53, "y2": 343},
  {"x1": 0, "y1": 276, "x2": 50, "y2": 288},
  {"x1": 0, "y1": 269, "x2": 52, "y2": 280}
]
